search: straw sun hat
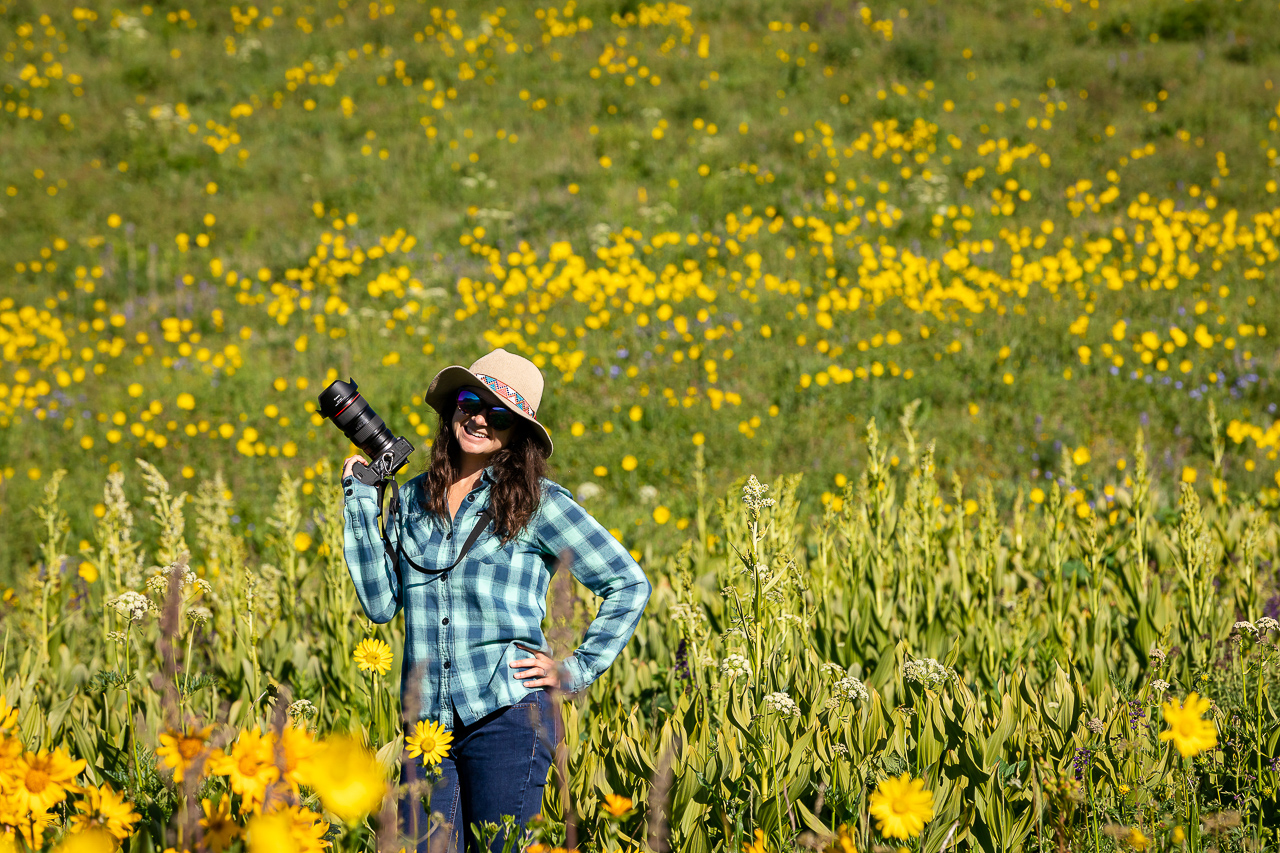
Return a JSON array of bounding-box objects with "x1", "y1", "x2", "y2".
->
[{"x1": 424, "y1": 348, "x2": 554, "y2": 456}]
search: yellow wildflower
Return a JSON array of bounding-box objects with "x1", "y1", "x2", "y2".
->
[{"x1": 868, "y1": 773, "x2": 935, "y2": 840}]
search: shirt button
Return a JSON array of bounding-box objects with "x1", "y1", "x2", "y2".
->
[
  {"x1": 442, "y1": 617, "x2": 449, "y2": 625},
  {"x1": 345, "y1": 489, "x2": 353, "y2": 496},
  {"x1": 467, "y1": 495, "x2": 475, "y2": 501},
  {"x1": 445, "y1": 533, "x2": 452, "y2": 540},
  {"x1": 444, "y1": 661, "x2": 451, "y2": 669}
]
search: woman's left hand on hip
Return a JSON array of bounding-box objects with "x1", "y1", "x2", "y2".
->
[{"x1": 510, "y1": 644, "x2": 564, "y2": 690}]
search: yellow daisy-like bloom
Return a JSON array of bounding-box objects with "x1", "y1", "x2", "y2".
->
[
  {"x1": 68, "y1": 783, "x2": 141, "y2": 841},
  {"x1": 248, "y1": 806, "x2": 330, "y2": 853},
  {"x1": 1159, "y1": 692, "x2": 1217, "y2": 758},
  {"x1": 156, "y1": 725, "x2": 214, "y2": 784},
  {"x1": 868, "y1": 773, "x2": 935, "y2": 840},
  {"x1": 278, "y1": 724, "x2": 317, "y2": 793},
  {"x1": 306, "y1": 735, "x2": 387, "y2": 825},
  {"x1": 0, "y1": 698, "x2": 18, "y2": 734},
  {"x1": 207, "y1": 727, "x2": 279, "y2": 812},
  {"x1": 12, "y1": 747, "x2": 87, "y2": 813},
  {"x1": 0, "y1": 733, "x2": 25, "y2": 780},
  {"x1": 602, "y1": 792, "x2": 633, "y2": 817},
  {"x1": 19, "y1": 807, "x2": 58, "y2": 850},
  {"x1": 353, "y1": 638, "x2": 394, "y2": 675},
  {"x1": 245, "y1": 810, "x2": 293, "y2": 853},
  {"x1": 50, "y1": 828, "x2": 115, "y2": 853},
  {"x1": 742, "y1": 828, "x2": 767, "y2": 853},
  {"x1": 280, "y1": 804, "x2": 332, "y2": 852},
  {"x1": 1126, "y1": 827, "x2": 1150, "y2": 850},
  {"x1": 199, "y1": 794, "x2": 240, "y2": 853},
  {"x1": 831, "y1": 824, "x2": 857, "y2": 853},
  {"x1": 404, "y1": 720, "x2": 453, "y2": 767}
]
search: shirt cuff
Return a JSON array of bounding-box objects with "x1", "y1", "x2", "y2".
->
[
  {"x1": 559, "y1": 655, "x2": 592, "y2": 695},
  {"x1": 342, "y1": 476, "x2": 379, "y2": 503}
]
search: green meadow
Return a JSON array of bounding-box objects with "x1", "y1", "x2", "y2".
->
[{"x1": 2, "y1": 0, "x2": 1280, "y2": 850}]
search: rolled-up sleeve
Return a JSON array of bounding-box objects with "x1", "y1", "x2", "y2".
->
[
  {"x1": 341, "y1": 476, "x2": 402, "y2": 624},
  {"x1": 533, "y1": 483, "x2": 653, "y2": 693}
]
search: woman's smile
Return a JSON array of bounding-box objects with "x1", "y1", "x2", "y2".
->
[{"x1": 453, "y1": 408, "x2": 509, "y2": 456}]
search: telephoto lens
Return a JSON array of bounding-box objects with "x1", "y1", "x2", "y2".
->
[{"x1": 318, "y1": 378, "x2": 413, "y2": 481}]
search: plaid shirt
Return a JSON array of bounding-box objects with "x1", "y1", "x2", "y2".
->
[{"x1": 341, "y1": 466, "x2": 652, "y2": 729}]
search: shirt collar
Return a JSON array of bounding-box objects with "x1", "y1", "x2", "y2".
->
[{"x1": 481, "y1": 464, "x2": 497, "y2": 485}]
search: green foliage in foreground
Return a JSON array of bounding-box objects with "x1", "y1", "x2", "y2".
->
[
  {"x1": 0, "y1": 0, "x2": 1279, "y2": 582},
  {"x1": 10, "y1": 410, "x2": 1280, "y2": 851}
]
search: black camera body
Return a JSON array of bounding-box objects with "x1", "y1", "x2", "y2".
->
[{"x1": 317, "y1": 379, "x2": 414, "y2": 485}]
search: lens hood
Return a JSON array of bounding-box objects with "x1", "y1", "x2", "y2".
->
[{"x1": 318, "y1": 378, "x2": 360, "y2": 420}]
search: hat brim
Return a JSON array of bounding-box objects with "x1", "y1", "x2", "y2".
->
[{"x1": 425, "y1": 365, "x2": 554, "y2": 457}]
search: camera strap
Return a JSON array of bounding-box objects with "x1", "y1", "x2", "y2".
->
[{"x1": 378, "y1": 478, "x2": 494, "y2": 577}]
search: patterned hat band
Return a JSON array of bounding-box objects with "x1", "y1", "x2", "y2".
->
[{"x1": 474, "y1": 373, "x2": 537, "y2": 421}]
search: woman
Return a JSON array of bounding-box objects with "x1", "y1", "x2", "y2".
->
[{"x1": 340, "y1": 347, "x2": 652, "y2": 853}]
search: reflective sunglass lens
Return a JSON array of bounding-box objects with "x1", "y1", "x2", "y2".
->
[{"x1": 455, "y1": 387, "x2": 517, "y2": 430}]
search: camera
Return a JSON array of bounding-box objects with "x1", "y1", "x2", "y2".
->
[{"x1": 317, "y1": 378, "x2": 414, "y2": 485}]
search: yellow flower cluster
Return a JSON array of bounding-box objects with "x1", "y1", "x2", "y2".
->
[
  {"x1": 3, "y1": 0, "x2": 1279, "y2": 503},
  {"x1": 0, "y1": 696, "x2": 137, "y2": 849},
  {"x1": 150, "y1": 721, "x2": 391, "y2": 848}
]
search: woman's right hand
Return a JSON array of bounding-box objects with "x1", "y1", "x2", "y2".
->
[{"x1": 343, "y1": 455, "x2": 368, "y2": 478}]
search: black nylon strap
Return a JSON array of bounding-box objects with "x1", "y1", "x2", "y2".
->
[{"x1": 377, "y1": 478, "x2": 493, "y2": 577}]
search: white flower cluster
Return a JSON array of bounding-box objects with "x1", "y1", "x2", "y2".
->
[
  {"x1": 1150, "y1": 679, "x2": 1171, "y2": 692},
  {"x1": 146, "y1": 562, "x2": 212, "y2": 599},
  {"x1": 821, "y1": 662, "x2": 847, "y2": 679},
  {"x1": 188, "y1": 606, "x2": 212, "y2": 627},
  {"x1": 110, "y1": 591, "x2": 152, "y2": 623},
  {"x1": 575, "y1": 482, "x2": 603, "y2": 503},
  {"x1": 741, "y1": 476, "x2": 776, "y2": 514},
  {"x1": 763, "y1": 692, "x2": 800, "y2": 717},
  {"x1": 832, "y1": 743, "x2": 849, "y2": 757},
  {"x1": 1235, "y1": 620, "x2": 1259, "y2": 637},
  {"x1": 669, "y1": 602, "x2": 707, "y2": 630},
  {"x1": 287, "y1": 699, "x2": 318, "y2": 721},
  {"x1": 719, "y1": 654, "x2": 752, "y2": 681},
  {"x1": 833, "y1": 677, "x2": 869, "y2": 703},
  {"x1": 166, "y1": 561, "x2": 212, "y2": 595},
  {"x1": 638, "y1": 484, "x2": 659, "y2": 504},
  {"x1": 1258, "y1": 616, "x2": 1280, "y2": 633},
  {"x1": 903, "y1": 657, "x2": 954, "y2": 689}
]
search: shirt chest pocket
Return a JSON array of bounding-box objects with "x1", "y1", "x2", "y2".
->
[
  {"x1": 468, "y1": 535, "x2": 550, "y2": 599},
  {"x1": 396, "y1": 509, "x2": 439, "y2": 561}
]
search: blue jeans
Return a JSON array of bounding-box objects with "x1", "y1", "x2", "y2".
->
[{"x1": 399, "y1": 690, "x2": 561, "y2": 853}]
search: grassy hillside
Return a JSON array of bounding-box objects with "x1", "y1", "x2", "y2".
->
[{"x1": 1, "y1": 0, "x2": 1279, "y2": 577}]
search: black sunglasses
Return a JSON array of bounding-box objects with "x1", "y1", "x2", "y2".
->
[{"x1": 455, "y1": 387, "x2": 517, "y2": 431}]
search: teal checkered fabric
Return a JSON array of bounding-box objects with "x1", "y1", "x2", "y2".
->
[{"x1": 341, "y1": 466, "x2": 652, "y2": 729}]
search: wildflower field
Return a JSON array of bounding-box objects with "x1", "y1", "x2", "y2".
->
[{"x1": 4, "y1": 0, "x2": 1280, "y2": 849}]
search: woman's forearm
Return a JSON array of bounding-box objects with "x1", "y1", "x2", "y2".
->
[
  {"x1": 535, "y1": 482, "x2": 654, "y2": 692},
  {"x1": 341, "y1": 475, "x2": 403, "y2": 623}
]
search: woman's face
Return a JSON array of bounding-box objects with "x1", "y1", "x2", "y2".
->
[{"x1": 451, "y1": 388, "x2": 515, "y2": 460}]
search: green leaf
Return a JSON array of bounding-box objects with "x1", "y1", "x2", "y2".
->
[
  {"x1": 44, "y1": 691, "x2": 77, "y2": 746},
  {"x1": 981, "y1": 693, "x2": 1018, "y2": 771},
  {"x1": 785, "y1": 727, "x2": 816, "y2": 779},
  {"x1": 794, "y1": 798, "x2": 829, "y2": 834},
  {"x1": 375, "y1": 734, "x2": 403, "y2": 778},
  {"x1": 727, "y1": 693, "x2": 756, "y2": 746}
]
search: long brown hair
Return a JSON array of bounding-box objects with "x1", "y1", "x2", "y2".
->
[{"x1": 420, "y1": 398, "x2": 549, "y2": 545}]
